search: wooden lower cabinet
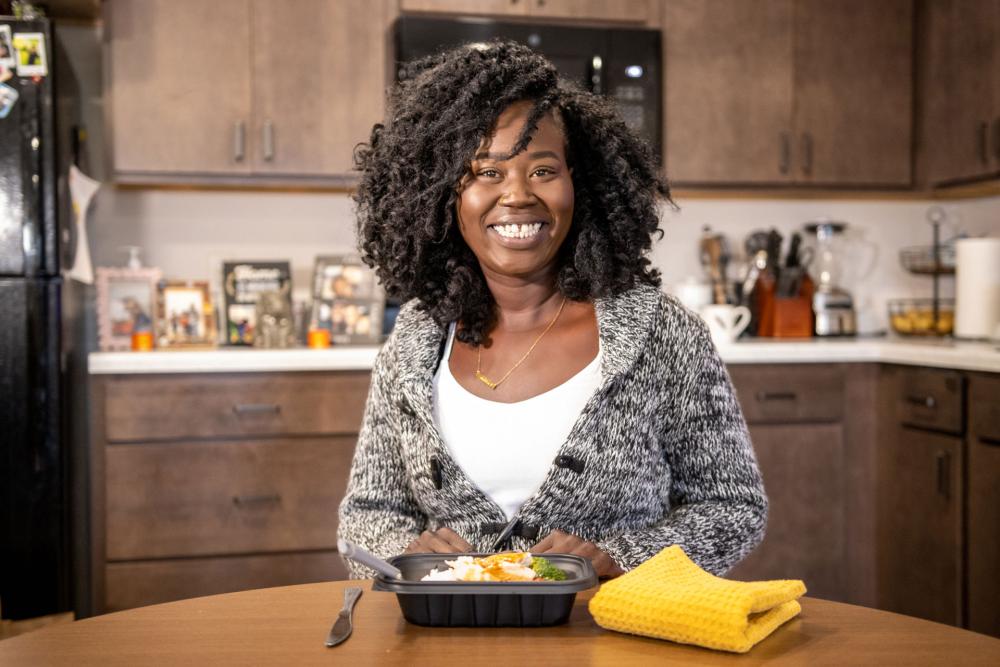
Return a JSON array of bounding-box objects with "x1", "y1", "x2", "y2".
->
[
  {"x1": 105, "y1": 551, "x2": 348, "y2": 613},
  {"x1": 88, "y1": 371, "x2": 369, "y2": 616},
  {"x1": 968, "y1": 373, "x2": 1000, "y2": 637},
  {"x1": 878, "y1": 427, "x2": 964, "y2": 626},
  {"x1": 729, "y1": 423, "x2": 846, "y2": 600},
  {"x1": 727, "y1": 363, "x2": 875, "y2": 606}
]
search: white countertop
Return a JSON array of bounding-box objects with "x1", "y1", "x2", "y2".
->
[{"x1": 88, "y1": 338, "x2": 1000, "y2": 375}]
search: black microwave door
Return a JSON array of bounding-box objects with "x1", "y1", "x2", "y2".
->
[{"x1": 605, "y1": 30, "x2": 662, "y2": 159}]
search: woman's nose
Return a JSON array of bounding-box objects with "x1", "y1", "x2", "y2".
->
[{"x1": 499, "y1": 177, "x2": 536, "y2": 206}]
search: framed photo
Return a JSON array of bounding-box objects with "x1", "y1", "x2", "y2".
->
[
  {"x1": 0, "y1": 26, "x2": 15, "y2": 68},
  {"x1": 11, "y1": 32, "x2": 47, "y2": 77},
  {"x1": 311, "y1": 256, "x2": 383, "y2": 344},
  {"x1": 222, "y1": 261, "x2": 291, "y2": 346},
  {"x1": 95, "y1": 267, "x2": 162, "y2": 351},
  {"x1": 157, "y1": 280, "x2": 216, "y2": 348}
]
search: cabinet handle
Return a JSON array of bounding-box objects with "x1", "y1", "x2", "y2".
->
[
  {"x1": 232, "y1": 403, "x2": 281, "y2": 416},
  {"x1": 779, "y1": 131, "x2": 791, "y2": 175},
  {"x1": 263, "y1": 120, "x2": 275, "y2": 162},
  {"x1": 233, "y1": 121, "x2": 245, "y2": 162},
  {"x1": 905, "y1": 395, "x2": 936, "y2": 409},
  {"x1": 801, "y1": 132, "x2": 813, "y2": 176},
  {"x1": 993, "y1": 117, "x2": 1000, "y2": 162},
  {"x1": 979, "y1": 121, "x2": 989, "y2": 165},
  {"x1": 232, "y1": 493, "x2": 282, "y2": 508},
  {"x1": 979, "y1": 435, "x2": 1000, "y2": 447},
  {"x1": 935, "y1": 451, "x2": 950, "y2": 499},
  {"x1": 755, "y1": 391, "x2": 797, "y2": 402}
]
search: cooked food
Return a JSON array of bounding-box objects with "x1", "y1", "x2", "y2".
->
[{"x1": 421, "y1": 552, "x2": 567, "y2": 582}]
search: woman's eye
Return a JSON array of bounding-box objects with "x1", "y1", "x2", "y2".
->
[
  {"x1": 532, "y1": 167, "x2": 555, "y2": 177},
  {"x1": 477, "y1": 168, "x2": 501, "y2": 178}
]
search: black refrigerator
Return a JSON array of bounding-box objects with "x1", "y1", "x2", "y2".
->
[{"x1": 0, "y1": 16, "x2": 72, "y2": 620}]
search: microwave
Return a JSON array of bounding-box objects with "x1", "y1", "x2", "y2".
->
[{"x1": 393, "y1": 16, "x2": 662, "y2": 161}]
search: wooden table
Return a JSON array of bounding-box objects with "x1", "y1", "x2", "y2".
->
[{"x1": 2, "y1": 580, "x2": 999, "y2": 666}]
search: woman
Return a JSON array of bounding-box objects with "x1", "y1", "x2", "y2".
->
[{"x1": 338, "y1": 42, "x2": 766, "y2": 579}]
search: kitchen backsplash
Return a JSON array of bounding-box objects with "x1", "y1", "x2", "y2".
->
[{"x1": 88, "y1": 188, "x2": 1000, "y2": 335}]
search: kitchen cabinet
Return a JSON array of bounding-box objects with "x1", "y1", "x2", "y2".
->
[
  {"x1": 968, "y1": 373, "x2": 1000, "y2": 637},
  {"x1": 107, "y1": 0, "x2": 386, "y2": 182},
  {"x1": 921, "y1": 0, "x2": 1000, "y2": 186},
  {"x1": 725, "y1": 364, "x2": 878, "y2": 606},
  {"x1": 400, "y1": 0, "x2": 655, "y2": 23},
  {"x1": 877, "y1": 366, "x2": 965, "y2": 627},
  {"x1": 86, "y1": 371, "x2": 370, "y2": 615},
  {"x1": 662, "y1": 0, "x2": 912, "y2": 187}
]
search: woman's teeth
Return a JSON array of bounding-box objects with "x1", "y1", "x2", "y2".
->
[{"x1": 493, "y1": 222, "x2": 543, "y2": 239}]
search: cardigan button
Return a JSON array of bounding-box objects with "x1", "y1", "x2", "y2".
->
[{"x1": 555, "y1": 455, "x2": 585, "y2": 474}]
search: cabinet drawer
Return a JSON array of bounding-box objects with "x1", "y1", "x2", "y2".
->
[
  {"x1": 729, "y1": 365, "x2": 844, "y2": 424},
  {"x1": 105, "y1": 550, "x2": 348, "y2": 612},
  {"x1": 969, "y1": 373, "x2": 1000, "y2": 444},
  {"x1": 104, "y1": 372, "x2": 369, "y2": 442},
  {"x1": 106, "y1": 437, "x2": 355, "y2": 560},
  {"x1": 895, "y1": 367, "x2": 963, "y2": 435}
]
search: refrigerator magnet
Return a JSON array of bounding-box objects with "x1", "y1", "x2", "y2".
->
[
  {"x1": 0, "y1": 83, "x2": 18, "y2": 119},
  {"x1": 0, "y1": 25, "x2": 16, "y2": 68},
  {"x1": 12, "y1": 32, "x2": 47, "y2": 77}
]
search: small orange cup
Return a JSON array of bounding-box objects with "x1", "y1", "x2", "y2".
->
[
  {"x1": 308, "y1": 328, "x2": 331, "y2": 349},
  {"x1": 131, "y1": 331, "x2": 154, "y2": 351}
]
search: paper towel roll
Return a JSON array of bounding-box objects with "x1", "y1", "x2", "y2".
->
[{"x1": 955, "y1": 238, "x2": 1000, "y2": 339}]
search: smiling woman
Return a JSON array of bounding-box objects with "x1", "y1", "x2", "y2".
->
[{"x1": 340, "y1": 41, "x2": 767, "y2": 581}]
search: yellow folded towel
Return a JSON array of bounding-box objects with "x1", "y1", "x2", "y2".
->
[{"x1": 589, "y1": 545, "x2": 806, "y2": 653}]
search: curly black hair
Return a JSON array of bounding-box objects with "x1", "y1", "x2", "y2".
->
[{"x1": 353, "y1": 40, "x2": 670, "y2": 345}]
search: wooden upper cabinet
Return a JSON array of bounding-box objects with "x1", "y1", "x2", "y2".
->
[
  {"x1": 108, "y1": 0, "x2": 253, "y2": 175},
  {"x1": 792, "y1": 0, "x2": 913, "y2": 186},
  {"x1": 400, "y1": 0, "x2": 654, "y2": 23},
  {"x1": 399, "y1": 0, "x2": 528, "y2": 17},
  {"x1": 251, "y1": 0, "x2": 386, "y2": 175},
  {"x1": 663, "y1": 0, "x2": 913, "y2": 187},
  {"x1": 662, "y1": 0, "x2": 794, "y2": 185},
  {"x1": 923, "y1": 0, "x2": 1000, "y2": 185}
]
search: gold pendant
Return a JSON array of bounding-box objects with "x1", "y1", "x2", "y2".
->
[{"x1": 475, "y1": 371, "x2": 498, "y2": 390}]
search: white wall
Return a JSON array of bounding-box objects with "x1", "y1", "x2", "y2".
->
[{"x1": 86, "y1": 187, "x2": 1000, "y2": 334}]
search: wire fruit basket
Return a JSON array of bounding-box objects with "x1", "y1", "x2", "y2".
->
[{"x1": 888, "y1": 298, "x2": 955, "y2": 336}]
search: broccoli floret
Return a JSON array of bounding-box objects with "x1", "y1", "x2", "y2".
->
[{"x1": 531, "y1": 556, "x2": 567, "y2": 581}]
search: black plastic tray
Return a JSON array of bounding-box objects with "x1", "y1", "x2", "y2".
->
[{"x1": 372, "y1": 553, "x2": 598, "y2": 627}]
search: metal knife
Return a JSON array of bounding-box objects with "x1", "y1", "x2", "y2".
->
[{"x1": 325, "y1": 587, "x2": 363, "y2": 648}]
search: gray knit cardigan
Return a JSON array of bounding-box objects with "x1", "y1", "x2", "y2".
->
[{"x1": 337, "y1": 283, "x2": 767, "y2": 578}]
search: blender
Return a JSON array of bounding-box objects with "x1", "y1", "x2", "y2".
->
[{"x1": 805, "y1": 220, "x2": 857, "y2": 337}]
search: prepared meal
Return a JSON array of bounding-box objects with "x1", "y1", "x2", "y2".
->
[{"x1": 421, "y1": 552, "x2": 568, "y2": 582}]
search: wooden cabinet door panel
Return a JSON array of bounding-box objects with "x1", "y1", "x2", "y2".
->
[
  {"x1": 727, "y1": 424, "x2": 846, "y2": 602},
  {"x1": 792, "y1": 0, "x2": 913, "y2": 186},
  {"x1": 662, "y1": 0, "x2": 794, "y2": 185},
  {"x1": 251, "y1": 0, "x2": 386, "y2": 175},
  {"x1": 105, "y1": 550, "x2": 347, "y2": 612},
  {"x1": 968, "y1": 374, "x2": 1000, "y2": 637},
  {"x1": 925, "y1": 0, "x2": 998, "y2": 184},
  {"x1": 106, "y1": 436, "x2": 355, "y2": 560},
  {"x1": 878, "y1": 428, "x2": 963, "y2": 626},
  {"x1": 400, "y1": 0, "x2": 528, "y2": 16},
  {"x1": 728, "y1": 364, "x2": 844, "y2": 424},
  {"x1": 108, "y1": 0, "x2": 252, "y2": 174}
]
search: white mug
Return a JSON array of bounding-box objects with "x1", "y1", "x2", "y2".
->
[
  {"x1": 701, "y1": 304, "x2": 751, "y2": 344},
  {"x1": 671, "y1": 277, "x2": 713, "y2": 314}
]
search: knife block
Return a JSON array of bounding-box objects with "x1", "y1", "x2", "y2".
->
[{"x1": 772, "y1": 297, "x2": 814, "y2": 338}]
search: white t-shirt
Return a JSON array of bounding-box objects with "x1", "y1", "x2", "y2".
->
[{"x1": 431, "y1": 323, "x2": 602, "y2": 519}]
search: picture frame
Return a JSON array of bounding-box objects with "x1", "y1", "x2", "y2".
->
[
  {"x1": 95, "y1": 267, "x2": 162, "y2": 351},
  {"x1": 11, "y1": 31, "x2": 47, "y2": 77},
  {"x1": 310, "y1": 255, "x2": 384, "y2": 345},
  {"x1": 0, "y1": 25, "x2": 15, "y2": 68},
  {"x1": 221, "y1": 260, "x2": 292, "y2": 346},
  {"x1": 157, "y1": 280, "x2": 217, "y2": 348}
]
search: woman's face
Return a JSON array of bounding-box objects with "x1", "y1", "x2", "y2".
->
[{"x1": 455, "y1": 100, "x2": 574, "y2": 281}]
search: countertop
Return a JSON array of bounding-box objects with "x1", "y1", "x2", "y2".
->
[{"x1": 88, "y1": 337, "x2": 1000, "y2": 375}]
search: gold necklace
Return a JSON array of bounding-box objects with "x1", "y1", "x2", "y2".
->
[{"x1": 475, "y1": 297, "x2": 567, "y2": 390}]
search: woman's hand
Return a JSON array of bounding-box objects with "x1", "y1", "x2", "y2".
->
[
  {"x1": 404, "y1": 527, "x2": 473, "y2": 554},
  {"x1": 532, "y1": 529, "x2": 625, "y2": 579}
]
